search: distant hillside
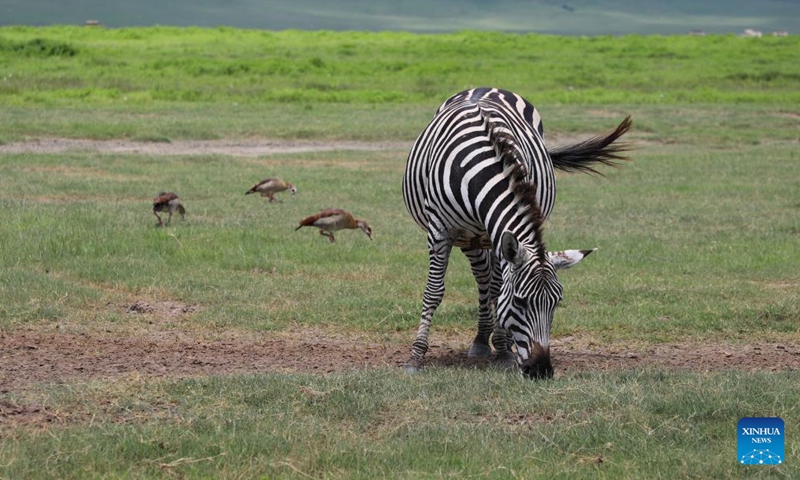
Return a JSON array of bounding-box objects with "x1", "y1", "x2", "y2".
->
[{"x1": 1, "y1": 0, "x2": 798, "y2": 35}]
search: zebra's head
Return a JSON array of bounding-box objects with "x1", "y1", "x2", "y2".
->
[{"x1": 497, "y1": 231, "x2": 593, "y2": 379}]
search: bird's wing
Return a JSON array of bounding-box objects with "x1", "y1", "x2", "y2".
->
[
  {"x1": 247, "y1": 178, "x2": 275, "y2": 192},
  {"x1": 320, "y1": 208, "x2": 348, "y2": 216},
  {"x1": 261, "y1": 178, "x2": 281, "y2": 188},
  {"x1": 153, "y1": 192, "x2": 179, "y2": 205},
  {"x1": 298, "y1": 208, "x2": 347, "y2": 227}
]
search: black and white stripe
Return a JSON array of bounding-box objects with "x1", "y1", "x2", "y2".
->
[{"x1": 402, "y1": 87, "x2": 631, "y2": 378}]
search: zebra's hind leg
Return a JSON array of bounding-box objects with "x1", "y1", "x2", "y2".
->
[
  {"x1": 405, "y1": 235, "x2": 452, "y2": 374},
  {"x1": 462, "y1": 247, "x2": 494, "y2": 359}
]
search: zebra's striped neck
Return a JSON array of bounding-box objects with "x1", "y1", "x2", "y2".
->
[
  {"x1": 486, "y1": 119, "x2": 548, "y2": 266},
  {"x1": 490, "y1": 183, "x2": 547, "y2": 267}
]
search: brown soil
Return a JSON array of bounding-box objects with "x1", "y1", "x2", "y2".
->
[
  {"x1": 2, "y1": 321, "x2": 799, "y2": 394},
  {"x1": 0, "y1": 138, "x2": 410, "y2": 156}
]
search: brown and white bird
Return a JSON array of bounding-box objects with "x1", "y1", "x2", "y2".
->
[
  {"x1": 295, "y1": 208, "x2": 373, "y2": 243},
  {"x1": 245, "y1": 178, "x2": 297, "y2": 202},
  {"x1": 152, "y1": 192, "x2": 186, "y2": 227}
]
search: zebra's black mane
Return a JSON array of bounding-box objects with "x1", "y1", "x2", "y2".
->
[{"x1": 487, "y1": 119, "x2": 547, "y2": 262}]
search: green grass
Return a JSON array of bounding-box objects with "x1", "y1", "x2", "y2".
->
[
  {"x1": 0, "y1": 27, "x2": 798, "y2": 113},
  {"x1": 549, "y1": 141, "x2": 799, "y2": 342},
  {"x1": 1, "y1": 106, "x2": 796, "y2": 341},
  {"x1": 0, "y1": 148, "x2": 420, "y2": 332},
  {"x1": 0, "y1": 102, "x2": 435, "y2": 142},
  {"x1": 2, "y1": 368, "x2": 799, "y2": 478}
]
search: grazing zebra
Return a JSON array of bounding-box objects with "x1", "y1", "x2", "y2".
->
[{"x1": 402, "y1": 87, "x2": 631, "y2": 378}]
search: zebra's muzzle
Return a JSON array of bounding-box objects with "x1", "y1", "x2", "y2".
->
[{"x1": 520, "y1": 344, "x2": 553, "y2": 379}]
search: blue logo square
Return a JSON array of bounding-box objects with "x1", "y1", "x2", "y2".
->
[{"x1": 738, "y1": 417, "x2": 784, "y2": 465}]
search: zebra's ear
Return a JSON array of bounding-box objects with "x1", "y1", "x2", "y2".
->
[
  {"x1": 501, "y1": 231, "x2": 526, "y2": 268},
  {"x1": 547, "y1": 248, "x2": 596, "y2": 271}
]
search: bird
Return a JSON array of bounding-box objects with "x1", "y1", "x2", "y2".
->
[
  {"x1": 295, "y1": 208, "x2": 373, "y2": 243},
  {"x1": 152, "y1": 192, "x2": 186, "y2": 227},
  {"x1": 245, "y1": 177, "x2": 297, "y2": 202}
]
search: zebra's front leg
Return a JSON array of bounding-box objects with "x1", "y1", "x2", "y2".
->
[
  {"x1": 405, "y1": 239, "x2": 452, "y2": 374},
  {"x1": 490, "y1": 256, "x2": 515, "y2": 369},
  {"x1": 462, "y1": 248, "x2": 494, "y2": 359},
  {"x1": 491, "y1": 327, "x2": 515, "y2": 369}
]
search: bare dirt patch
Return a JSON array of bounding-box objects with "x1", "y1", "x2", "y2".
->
[
  {"x1": 1, "y1": 326, "x2": 798, "y2": 393},
  {"x1": 0, "y1": 138, "x2": 410, "y2": 157},
  {"x1": 0, "y1": 399, "x2": 60, "y2": 427},
  {"x1": 120, "y1": 300, "x2": 200, "y2": 318}
]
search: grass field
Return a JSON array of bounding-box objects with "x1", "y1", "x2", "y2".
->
[
  {"x1": 0, "y1": 27, "x2": 799, "y2": 114},
  {"x1": 1, "y1": 27, "x2": 799, "y2": 478}
]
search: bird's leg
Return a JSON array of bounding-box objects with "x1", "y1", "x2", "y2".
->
[
  {"x1": 166, "y1": 211, "x2": 173, "y2": 226},
  {"x1": 154, "y1": 211, "x2": 163, "y2": 227},
  {"x1": 268, "y1": 194, "x2": 275, "y2": 203},
  {"x1": 319, "y1": 230, "x2": 335, "y2": 243}
]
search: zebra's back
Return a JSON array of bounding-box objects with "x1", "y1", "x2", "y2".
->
[
  {"x1": 403, "y1": 87, "x2": 555, "y2": 249},
  {"x1": 435, "y1": 87, "x2": 544, "y2": 138}
]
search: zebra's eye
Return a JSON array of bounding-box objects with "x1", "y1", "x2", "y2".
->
[{"x1": 512, "y1": 295, "x2": 526, "y2": 309}]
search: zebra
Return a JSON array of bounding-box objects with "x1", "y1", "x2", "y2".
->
[{"x1": 402, "y1": 87, "x2": 632, "y2": 378}]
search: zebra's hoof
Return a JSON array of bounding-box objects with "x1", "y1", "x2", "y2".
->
[
  {"x1": 467, "y1": 343, "x2": 492, "y2": 359},
  {"x1": 403, "y1": 359, "x2": 424, "y2": 374},
  {"x1": 494, "y1": 352, "x2": 516, "y2": 370}
]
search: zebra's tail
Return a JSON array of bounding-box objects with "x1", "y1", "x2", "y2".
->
[{"x1": 549, "y1": 116, "x2": 633, "y2": 175}]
